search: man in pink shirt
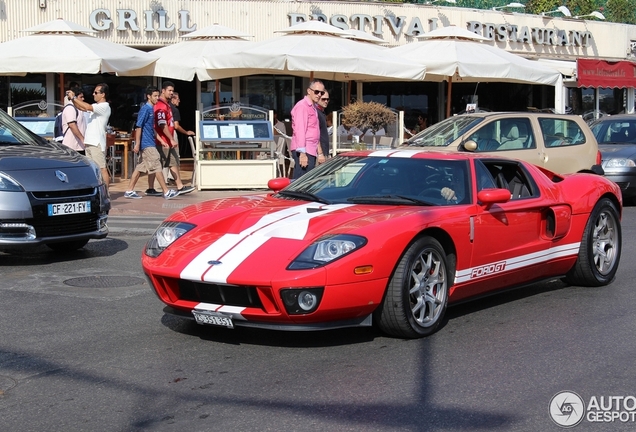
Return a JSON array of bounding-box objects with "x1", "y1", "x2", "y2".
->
[{"x1": 290, "y1": 79, "x2": 326, "y2": 179}]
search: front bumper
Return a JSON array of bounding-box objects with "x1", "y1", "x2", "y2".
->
[
  {"x1": 604, "y1": 172, "x2": 636, "y2": 198},
  {"x1": 0, "y1": 185, "x2": 110, "y2": 246}
]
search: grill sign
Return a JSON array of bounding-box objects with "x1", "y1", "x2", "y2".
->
[{"x1": 471, "y1": 261, "x2": 506, "y2": 279}]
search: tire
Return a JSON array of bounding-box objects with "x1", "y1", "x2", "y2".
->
[
  {"x1": 565, "y1": 198, "x2": 621, "y2": 287},
  {"x1": 46, "y1": 239, "x2": 89, "y2": 252},
  {"x1": 377, "y1": 236, "x2": 449, "y2": 338}
]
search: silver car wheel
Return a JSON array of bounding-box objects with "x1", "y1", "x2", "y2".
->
[
  {"x1": 408, "y1": 247, "x2": 447, "y2": 328},
  {"x1": 592, "y1": 209, "x2": 619, "y2": 275}
]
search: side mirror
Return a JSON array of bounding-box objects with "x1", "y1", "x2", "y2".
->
[
  {"x1": 268, "y1": 177, "x2": 291, "y2": 192},
  {"x1": 463, "y1": 140, "x2": 477, "y2": 152},
  {"x1": 477, "y1": 188, "x2": 511, "y2": 205}
]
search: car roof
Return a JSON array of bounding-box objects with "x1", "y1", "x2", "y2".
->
[
  {"x1": 592, "y1": 114, "x2": 636, "y2": 122},
  {"x1": 453, "y1": 112, "x2": 585, "y2": 121},
  {"x1": 341, "y1": 148, "x2": 523, "y2": 163}
]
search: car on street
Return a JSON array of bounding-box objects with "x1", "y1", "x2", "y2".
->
[
  {"x1": 143, "y1": 150, "x2": 621, "y2": 338},
  {"x1": 0, "y1": 109, "x2": 110, "y2": 252},
  {"x1": 404, "y1": 112, "x2": 603, "y2": 175},
  {"x1": 589, "y1": 114, "x2": 636, "y2": 203}
]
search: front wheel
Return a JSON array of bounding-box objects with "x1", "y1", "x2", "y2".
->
[
  {"x1": 565, "y1": 198, "x2": 621, "y2": 286},
  {"x1": 377, "y1": 236, "x2": 449, "y2": 338}
]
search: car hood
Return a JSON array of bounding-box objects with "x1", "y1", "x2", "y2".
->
[
  {"x1": 153, "y1": 195, "x2": 438, "y2": 283},
  {"x1": 599, "y1": 144, "x2": 636, "y2": 159},
  {"x1": 0, "y1": 143, "x2": 98, "y2": 190}
]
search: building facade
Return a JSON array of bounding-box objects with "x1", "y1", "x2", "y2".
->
[{"x1": 2, "y1": 0, "x2": 636, "y2": 131}]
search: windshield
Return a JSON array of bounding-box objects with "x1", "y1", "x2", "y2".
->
[
  {"x1": 277, "y1": 154, "x2": 471, "y2": 206},
  {"x1": 591, "y1": 119, "x2": 636, "y2": 144},
  {"x1": 405, "y1": 115, "x2": 483, "y2": 147},
  {"x1": 0, "y1": 109, "x2": 49, "y2": 146}
]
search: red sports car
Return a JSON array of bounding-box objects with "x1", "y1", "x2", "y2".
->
[{"x1": 142, "y1": 150, "x2": 622, "y2": 338}]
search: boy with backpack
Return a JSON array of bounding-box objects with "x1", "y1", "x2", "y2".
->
[{"x1": 57, "y1": 87, "x2": 86, "y2": 154}]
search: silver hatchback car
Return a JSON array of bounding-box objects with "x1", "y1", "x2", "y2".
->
[
  {"x1": 404, "y1": 112, "x2": 603, "y2": 175},
  {"x1": 0, "y1": 109, "x2": 110, "y2": 252}
]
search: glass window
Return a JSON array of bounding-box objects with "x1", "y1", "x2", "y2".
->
[
  {"x1": 406, "y1": 115, "x2": 483, "y2": 147},
  {"x1": 469, "y1": 118, "x2": 535, "y2": 152},
  {"x1": 539, "y1": 118, "x2": 586, "y2": 147}
]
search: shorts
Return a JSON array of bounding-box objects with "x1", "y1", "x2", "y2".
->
[
  {"x1": 134, "y1": 146, "x2": 162, "y2": 174},
  {"x1": 85, "y1": 144, "x2": 106, "y2": 169},
  {"x1": 157, "y1": 145, "x2": 180, "y2": 168}
]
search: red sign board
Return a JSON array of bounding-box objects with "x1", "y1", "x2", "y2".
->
[{"x1": 577, "y1": 59, "x2": 636, "y2": 88}]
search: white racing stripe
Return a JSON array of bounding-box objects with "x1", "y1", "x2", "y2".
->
[
  {"x1": 369, "y1": 149, "x2": 417, "y2": 158},
  {"x1": 180, "y1": 203, "x2": 352, "y2": 283},
  {"x1": 454, "y1": 242, "x2": 581, "y2": 284},
  {"x1": 194, "y1": 302, "x2": 247, "y2": 320}
]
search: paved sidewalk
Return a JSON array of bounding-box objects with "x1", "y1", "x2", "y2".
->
[{"x1": 107, "y1": 167, "x2": 268, "y2": 217}]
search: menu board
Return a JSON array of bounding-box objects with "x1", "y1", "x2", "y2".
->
[
  {"x1": 200, "y1": 121, "x2": 273, "y2": 142},
  {"x1": 16, "y1": 118, "x2": 56, "y2": 137}
]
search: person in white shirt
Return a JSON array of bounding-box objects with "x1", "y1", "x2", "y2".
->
[
  {"x1": 67, "y1": 83, "x2": 112, "y2": 187},
  {"x1": 364, "y1": 127, "x2": 386, "y2": 136}
]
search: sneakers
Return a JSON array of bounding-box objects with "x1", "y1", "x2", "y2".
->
[
  {"x1": 124, "y1": 191, "x2": 142, "y2": 199},
  {"x1": 164, "y1": 189, "x2": 180, "y2": 200},
  {"x1": 145, "y1": 188, "x2": 163, "y2": 197},
  {"x1": 178, "y1": 185, "x2": 195, "y2": 195}
]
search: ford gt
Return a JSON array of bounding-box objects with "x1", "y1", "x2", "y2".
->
[{"x1": 143, "y1": 150, "x2": 621, "y2": 338}]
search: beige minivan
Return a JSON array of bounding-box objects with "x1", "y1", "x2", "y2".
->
[{"x1": 404, "y1": 112, "x2": 603, "y2": 175}]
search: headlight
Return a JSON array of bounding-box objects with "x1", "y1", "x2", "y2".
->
[
  {"x1": 0, "y1": 172, "x2": 24, "y2": 192},
  {"x1": 145, "y1": 221, "x2": 196, "y2": 257},
  {"x1": 605, "y1": 158, "x2": 636, "y2": 168},
  {"x1": 288, "y1": 234, "x2": 367, "y2": 270}
]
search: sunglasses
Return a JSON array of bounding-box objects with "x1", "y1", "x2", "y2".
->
[
  {"x1": 309, "y1": 88, "x2": 325, "y2": 96},
  {"x1": 320, "y1": 98, "x2": 330, "y2": 102},
  {"x1": 93, "y1": 91, "x2": 102, "y2": 95}
]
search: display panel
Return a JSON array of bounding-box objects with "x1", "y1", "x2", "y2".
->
[
  {"x1": 16, "y1": 117, "x2": 56, "y2": 138},
  {"x1": 199, "y1": 120, "x2": 273, "y2": 142}
]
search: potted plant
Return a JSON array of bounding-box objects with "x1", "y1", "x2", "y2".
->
[{"x1": 341, "y1": 101, "x2": 395, "y2": 149}]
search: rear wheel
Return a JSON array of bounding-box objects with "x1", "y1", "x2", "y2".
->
[
  {"x1": 46, "y1": 239, "x2": 89, "y2": 252},
  {"x1": 377, "y1": 236, "x2": 449, "y2": 338},
  {"x1": 565, "y1": 198, "x2": 621, "y2": 286}
]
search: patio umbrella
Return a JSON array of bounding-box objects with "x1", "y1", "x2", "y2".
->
[
  {"x1": 211, "y1": 21, "x2": 426, "y2": 82},
  {"x1": 120, "y1": 23, "x2": 266, "y2": 82},
  {"x1": 0, "y1": 18, "x2": 157, "y2": 75},
  {"x1": 390, "y1": 26, "x2": 562, "y2": 117}
]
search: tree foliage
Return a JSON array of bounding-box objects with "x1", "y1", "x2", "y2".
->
[{"x1": 341, "y1": 101, "x2": 396, "y2": 134}]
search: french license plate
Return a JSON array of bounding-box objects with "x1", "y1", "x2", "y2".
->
[
  {"x1": 47, "y1": 201, "x2": 91, "y2": 216},
  {"x1": 192, "y1": 310, "x2": 234, "y2": 329}
]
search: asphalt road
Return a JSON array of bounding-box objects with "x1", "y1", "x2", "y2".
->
[{"x1": 1, "y1": 208, "x2": 635, "y2": 431}]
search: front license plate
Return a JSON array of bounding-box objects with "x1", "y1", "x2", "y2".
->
[
  {"x1": 48, "y1": 201, "x2": 91, "y2": 216},
  {"x1": 192, "y1": 311, "x2": 234, "y2": 329}
]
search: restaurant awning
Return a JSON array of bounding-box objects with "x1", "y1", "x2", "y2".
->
[{"x1": 577, "y1": 59, "x2": 636, "y2": 88}]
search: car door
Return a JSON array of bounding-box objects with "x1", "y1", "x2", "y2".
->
[
  {"x1": 536, "y1": 116, "x2": 598, "y2": 173},
  {"x1": 453, "y1": 160, "x2": 549, "y2": 302}
]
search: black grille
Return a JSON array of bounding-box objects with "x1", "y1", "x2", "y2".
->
[
  {"x1": 26, "y1": 213, "x2": 100, "y2": 237},
  {"x1": 31, "y1": 188, "x2": 96, "y2": 199},
  {"x1": 178, "y1": 280, "x2": 263, "y2": 308}
]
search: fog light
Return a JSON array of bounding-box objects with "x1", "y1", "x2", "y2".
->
[
  {"x1": 0, "y1": 222, "x2": 36, "y2": 240},
  {"x1": 298, "y1": 291, "x2": 317, "y2": 311},
  {"x1": 280, "y1": 288, "x2": 324, "y2": 315},
  {"x1": 98, "y1": 216, "x2": 108, "y2": 232}
]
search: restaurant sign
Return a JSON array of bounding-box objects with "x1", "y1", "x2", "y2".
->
[
  {"x1": 577, "y1": 59, "x2": 636, "y2": 88},
  {"x1": 87, "y1": 8, "x2": 593, "y2": 48},
  {"x1": 289, "y1": 13, "x2": 592, "y2": 48}
]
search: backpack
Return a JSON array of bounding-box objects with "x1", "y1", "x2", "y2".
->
[{"x1": 53, "y1": 105, "x2": 79, "y2": 142}]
